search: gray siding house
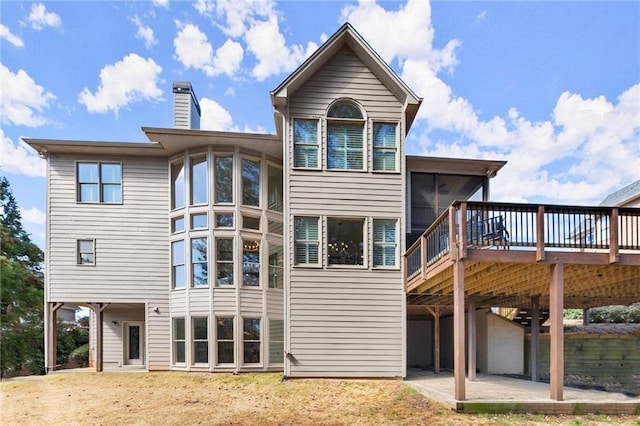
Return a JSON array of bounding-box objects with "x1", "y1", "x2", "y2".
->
[{"x1": 25, "y1": 24, "x2": 502, "y2": 377}]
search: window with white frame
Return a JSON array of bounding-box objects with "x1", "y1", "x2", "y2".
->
[
  {"x1": 190, "y1": 156, "x2": 207, "y2": 205},
  {"x1": 214, "y1": 156, "x2": 233, "y2": 204},
  {"x1": 172, "y1": 216, "x2": 185, "y2": 233},
  {"x1": 190, "y1": 213, "x2": 207, "y2": 229},
  {"x1": 215, "y1": 238, "x2": 234, "y2": 286},
  {"x1": 327, "y1": 101, "x2": 365, "y2": 170},
  {"x1": 242, "y1": 240, "x2": 260, "y2": 287},
  {"x1": 294, "y1": 217, "x2": 319, "y2": 265},
  {"x1": 215, "y1": 212, "x2": 234, "y2": 228},
  {"x1": 191, "y1": 237, "x2": 208, "y2": 287},
  {"x1": 293, "y1": 118, "x2": 319, "y2": 168},
  {"x1": 192, "y1": 317, "x2": 208, "y2": 364},
  {"x1": 243, "y1": 318, "x2": 261, "y2": 364},
  {"x1": 77, "y1": 162, "x2": 122, "y2": 203},
  {"x1": 327, "y1": 218, "x2": 365, "y2": 266},
  {"x1": 171, "y1": 161, "x2": 185, "y2": 210},
  {"x1": 242, "y1": 159, "x2": 260, "y2": 207},
  {"x1": 268, "y1": 243, "x2": 283, "y2": 289},
  {"x1": 77, "y1": 239, "x2": 95, "y2": 265},
  {"x1": 173, "y1": 317, "x2": 185, "y2": 364},
  {"x1": 372, "y1": 123, "x2": 398, "y2": 171},
  {"x1": 269, "y1": 319, "x2": 284, "y2": 365},
  {"x1": 216, "y1": 317, "x2": 234, "y2": 364},
  {"x1": 373, "y1": 219, "x2": 398, "y2": 267},
  {"x1": 172, "y1": 240, "x2": 185, "y2": 289}
]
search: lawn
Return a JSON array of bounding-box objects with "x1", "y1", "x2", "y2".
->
[{"x1": 1, "y1": 372, "x2": 638, "y2": 425}]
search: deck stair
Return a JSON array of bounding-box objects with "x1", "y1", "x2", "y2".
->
[{"x1": 498, "y1": 307, "x2": 549, "y2": 327}]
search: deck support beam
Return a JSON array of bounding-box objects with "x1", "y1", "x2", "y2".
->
[
  {"x1": 87, "y1": 303, "x2": 110, "y2": 373},
  {"x1": 467, "y1": 297, "x2": 476, "y2": 381},
  {"x1": 549, "y1": 264, "x2": 564, "y2": 401},
  {"x1": 426, "y1": 306, "x2": 441, "y2": 374},
  {"x1": 530, "y1": 296, "x2": 540, "y2": 382},
  {"x1": 453, "y1": 259, "x2": 466, "y2": 400},
  {"x1": 46, "y1": 302, "x2": 64, "y2": 373}
]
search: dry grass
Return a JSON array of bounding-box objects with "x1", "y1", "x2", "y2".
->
[{"x1": 1, "y1": 372, "x2": 639, "y2": 425}]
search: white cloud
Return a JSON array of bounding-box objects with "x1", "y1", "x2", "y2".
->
[
  {"x1": 195, "y1": 0, "x2": 275, "y2": 38},
  {"x1": 245, "y1": 16, "x2": 318, "y2": 81},
  {"x1": 0, "y1": 129, "x2": 46, "y2": 178},
  {"x1": 342, "y1": 0, "x2": 640, "y2": 205},
  {"x1": 78, "y1": 54, "x2": 163, "y2": 115},
  {"x1": 132, "y1": 16, "x2": 157, "y2": 49},
  {"x1": 173, "y1": 23, "x2": 243, "y2": 77},
  {"x1": 0, "y1": 64, "x2": 56, "y2": 127},
  {"x1": 28, "y1": 3, "x2": 61, "y2": 31},
  {"x1": 20, "y1": 206, "x2": 46, "y2": 227},
  {"x1": 477, "y1": 11, "x2": 487, "y2": 21},
  {"x1": 224, "y1": 87, "x2": 235, "y2": 97},
  {"x1": 152, "y1": 0, "x2": 169, "y2": 8},
  {"x1": 200, "y1": 97, "x2": 234, "y2": 131},
  {"x1": 0, "y1": 24, "x2": 24, "y2": 47}
]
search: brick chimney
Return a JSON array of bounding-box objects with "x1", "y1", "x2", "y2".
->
[{"x1": 173, "y1": 81, "x2": 201, "y2": 130}]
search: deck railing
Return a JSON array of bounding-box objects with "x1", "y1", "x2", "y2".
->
[{"x1": 405, "y1": 201, "x2": 640, "y2": 284}]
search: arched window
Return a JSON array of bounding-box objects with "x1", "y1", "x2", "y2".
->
[{"x1": 326, "y1": 99, "x2": 365, "y2": 170}]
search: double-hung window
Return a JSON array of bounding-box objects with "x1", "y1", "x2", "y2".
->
[
  {"x1": 327, "y1": 101, "x2": 365, "y2": 170},
  {"x1": 242, "y1": 240, "x2": 260, "y2": 287},
  {"x1": 216, "y1": 238, "x2": 234, "y2": 286},
  {"x1": 77, "y1": 162, "x2": 122, "y2": 203},
  {"x1": 77, "y1": 239, "x2": 95, "y2": 265},
  {"x1": 293, "y1": 119, "x2": 319, "y2": 168},
  {"x1": 216, "y1": 317, "x2": 234, "y2": 364},
  {"x1": 243, "y1": 318, "x2": 261, "y2": 364},
  {"x1": 192, "y1": 317, "x2": 208, "y2": 364},
  {"x1": 373, "y1": 123, "x2": 398, "y2": 171},
  {"x1": 294, "y1": 217, "x2": 319, "y2": 265},
  {"x1": 173, "y1": 318, "x2": 185, "y2": 364},
  {"x1": 191, "y1": 237, "x2": 208, "y2": 287},
  {"x1": 214, "y1": 156, "x2": 233, "y2": 204},
  {"x1": 242, "y1": 159, "x2": 260, "y2": 207},
  {"x1": 373, "y1": 219, "x2": 398, "y2": 267},
  {"x1": 172, "y1": 240, "x2": 185, "y2": 289}
]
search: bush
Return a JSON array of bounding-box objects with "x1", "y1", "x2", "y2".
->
[
  {"x1": 589, "y1": 304, "x2": 640, "y2": 323},
  {"x1": 68, "y1": 344, "x2": 89, "y2": 367}
]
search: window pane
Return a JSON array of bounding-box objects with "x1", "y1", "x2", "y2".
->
[
  {"x1": 217, "y1": 342, "x2": 234, "y2": 363},
  {"x1": 216, "y1": 238, "x2": 233, "y2": 261},
  {"x1": 294, "y1": 217, "x2": 319, "y2": 265},
  {"x1": 373, "y1": 219, "x2": 397, "y2": 267},
  {"x1": 191, "y1": 213, "x2": 207, "y2": 229},
  {"x1": 172, "y1": 217, "x2": 185, "y2": 233},
  {"x1": 242, "y1": 215, "x2": 260, "y2": 230},
  {"x1": 373, "y1": 149, "x2": 396, "y2": 171},
  {"x1": 269, "y1": 319, "x2": 284, "y2": 365},
  {"x1": 267, "y1": 166, "x2": 283, "y2": 212},
  {"x1": 102, "y1": 183, "x2": 122, "y2": 203},
  {"x1": 78, "y1": 163, "x2": 99, "y2": 183},
  {"x1": 214, "y1": 156, "x2": 233, "y2": 203},
  {"x1": 172, "y1": 240, "x2": 185, "y2": 288},
  {"x1": 294, "y1": 146, "x2": 318, "y2": 168},
  {"x1": 327, "y1": 101, "x2": 363, "y2": 119},
  {"x1": 173, "y1": 318, "x2": 185, "y2": 340},
  {"x1": 101, "y1": 164, "x2": 121, "y2": 183},
  {"x1": 172, "y1": 240, "x2": 185, "y2": 264},
  {"x1": 80, "y1": 183, "x2": 99, "y2": 202},
  {"x1": 217, "y1": 317, "x2": 234, "y2": 340},
  {"x1": 268, "y1": 244, "x2": 283, "y2": 289},
  {"x1": 242, "y1": 240, "x2": 260, "y2": 287},
  {"x1": 243, "y1": 318, "x2": 260, "y2": 364},
  {"x1": 217, "y1": 317, "x2": 234, "y2": 364},
  {"x1": 293, "y1": 119, "x2": 318, "y2": 143},
  {"x1": 244, "y1": 342, "x2": 260, "y2": 363},
  {"x1": 172, "y1": 162, "x2": 185, "y2": 210},
  {"x1": 373, "y1": 123, "x2": 397, "y2": 147},
  {"x1": 243, "y1": 318, "x2": 260, "y2": 340},
  {"x1": 327, "y1": 123, "x2": 364, "y2": 170},
  {"x1": 295, "y1": 217, "x2": 318, "y2": 240},
  {"x1": 193, "y1": 317, "x2": 208, "y2": 339},
  {"x1": 216, "y1": 238, "x2": 234, "y2": 286},
  {"x1": 242, "y1": 159, "x2": 260, "y2": 207},
  {"x1": 191, "y1": 238, "x2": 207, "y2": 262},
  {"x1": 175, "y1": 342, "x2": 185, "y2": 363},
  {"x1": 194, "y1": 342, "x2": 208, "y2": 364},
  {"x1": 78, "y1": 240, "x2": 93, "y2": 253},
  {"x1": 215, "y1": 213, "x2": 234, "y2": 228},
  {"x1": 327, "y1": 218, "x2": 364, "y2": 265},
  {"x1": 295, "y1": 243, "x2": 318, "y2": 264},
  {"x1": 191, "y1": 157, "x2": 207, "y2": 205},
  {"x1": 191, "y1": 238, "x2": 208, "y2": 287}
]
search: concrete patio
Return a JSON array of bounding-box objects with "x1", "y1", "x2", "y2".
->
[{"x1": 405, "y1": 371, "x2": 640, "y2": 414}]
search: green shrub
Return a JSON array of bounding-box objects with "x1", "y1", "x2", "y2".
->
[
  {"x1": 68, "y1": 343, "x2": 89, "y2": 367},
  {"x1": 589, "y1": 304, "x2": 640, "y2": 323}
]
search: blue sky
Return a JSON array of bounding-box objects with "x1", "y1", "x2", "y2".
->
[{"x1": 1, "y1": 0, "x2": 639, "y2": 249}]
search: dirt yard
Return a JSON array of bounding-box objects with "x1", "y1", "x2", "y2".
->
[{"x1": 1, "y1": 372, "x2": 638, "y2": 425}]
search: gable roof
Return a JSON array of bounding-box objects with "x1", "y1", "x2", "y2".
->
[
  {"x1": 270, "y1": 23, "x2": 422, "y2": 132},
  {"x1": 600, "y1": 178, "x2": 640, "y2": 207}
]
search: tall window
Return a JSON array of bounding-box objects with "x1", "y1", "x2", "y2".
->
[
  {"x1": 191, "y1": 237, "x2": 208, "y2": 287},
  {"x1": 171, "y1": 161, "x2": 184, "y2": 210},
  {"x1": 77, "y1": 239, "x2": 95, "y2": 265},
  {"x1": 173, "y1": 318, "x2": 185, "y2": 364},
  {"x1": 242, "y1": 240, "x2": 260, "y2": 287},
  {"x1": 172, "y1": 240, "x2": 185, "y2": 289},
  {"x1": 293, "y1": 119, "x2": 319, "y2": 168},
  {"x1": 327, "y1": 101, "x2": 364, "y2": 170},
  {"x1": 373, "y1": 123, "x2": 397, "y2": 171},
  {"x1": 327, "y1": 218, "x2": 364, "y2": 266},
  {"x1": 216, "y1": 238, "x2": 234, "y2": 286},
  {"x1": 214, "y1": 156, "x2": 233, "y2": 204},
  {"x1": 243, "y1": 318, "x2": 261, "y2": 364},
  {"x1": 242, "y1": 159, "x2": 260, "y2": 207},
  {"x1": 216, "y1": 317, "x2": 234, "y2": 364},
  {"x1": 190, "y1": 156, "x2": 207, "y2": 205},
  {"x1": 269, "y1": 319, "x2": 284, "y2": 366},
  {"x1": 267, "y1": 165, "x2": 283, "y2": 212},
  {"x1": 192, "y1": 317, "x2": 208, "y2": 364},
  {"x1": 268, "y1": 243, "x2": 284, "y2": 289},
  {"x1": 373, "y1": 219, "x2": 397, "y2": 267},
  {"x1": 294, "y1": 217, "x2": 319, "y2": 265},
  {"x1": 77, "y1": 162, "x2": 122, "y2": 203}
]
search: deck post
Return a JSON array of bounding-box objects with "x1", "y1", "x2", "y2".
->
[
  {"x1": 530, "y1": 296, "x2": 540, "y2": 382},
  {"x1": 426, "y1": 306, "x2": 441, "y2": 374},
  {"x1": 88, "y1": 302, "x2": 109, "y2": 372},
  {"x1": 609, "y1": 208, "x2": 619, "y2": 264},
  {"x1": 453, "y1": 259, "x2": 466, "y2": 400},
  {"x1": 467, "y1": 297, "x2": 476, "y2": 381},
  {"x1": 46, "y1": 302, "x2": 63, "y2": 373},
  {"x1": 549, "y1": 264, "x2": 564, "y2": 401}
]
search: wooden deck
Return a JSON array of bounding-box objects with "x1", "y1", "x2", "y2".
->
[{"x1": 403, "y1": 201, "x2": 640, "y2": 403}]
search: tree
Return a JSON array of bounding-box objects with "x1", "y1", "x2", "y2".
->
[{"x1": 0, "y1": 176, "x2": 45, "y2": 377}]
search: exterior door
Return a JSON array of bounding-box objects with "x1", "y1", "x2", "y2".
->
[{"x1": 124, "y1": 322, "x2": 144, "y2": 365}]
